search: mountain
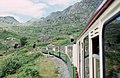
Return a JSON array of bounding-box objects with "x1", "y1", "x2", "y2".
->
[
  {"x1": 0, "y1": 0, "x2": 103, "y2": 46},
  {"x1": 0, "y1": 16, "x2": 19, "y2": 25},
  {"x1": 26, "y1": 18, "x2": 44, "y2": 25},
  {"x1": 27, "y1": 0, "x2": 103, "y2": 26}
]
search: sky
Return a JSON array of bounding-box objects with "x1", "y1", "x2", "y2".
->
[
  {"x1": 0, "y1": 0, "x2": 81, "y2": 23},
  {"x1": 116, "y1": 16, "x2": 120, "y2": 20}
]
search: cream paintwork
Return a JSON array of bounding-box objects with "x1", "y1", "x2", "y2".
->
[
  {"x1": 76, "y1": 0, "x2": 120, "y2": 78},
  {"x1": 73, "y1": 44, "x2": 77, "y2": 66}
]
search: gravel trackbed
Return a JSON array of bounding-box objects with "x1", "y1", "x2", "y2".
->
[{"x1": 46, "y1": 54, "x2": 71, "y2": 78}]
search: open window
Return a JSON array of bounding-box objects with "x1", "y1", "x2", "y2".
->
[{"x1": 92, "y1": 36, "x2": 100, "y2": 78}]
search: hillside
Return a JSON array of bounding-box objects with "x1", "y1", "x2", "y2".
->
[
  {"x1": 0, "y1": 1, "x2": 120, "y2": 78},
  {"x1": 105, "y1": 20, "x2": 120, "y2": 52},
  {"x1": 0, "y1": 0, "x2": 103, "y2": 47},
  {"x1": 24, "y1": 0, "x2": 103, "y2": 45},
  {"x1": 0, "y1": 16, "x2": 19, "y2": 25},
  {"x1": 27, "y1": 0, "x2": 103, "y2": 26}
]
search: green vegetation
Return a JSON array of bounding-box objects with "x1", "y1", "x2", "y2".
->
[
  {"x1": 0, "y1": 0, "x2": 103, "y2": 47},
  {"x1": 0, "y1": 30, "x2": 20, "y2": 40},
  {"x1": 42, "y1": 50, "x2": 76, "y2": 78},
  {"x1": 0, "y1": 48, "x2": 42, "y2": 78},
  {"x1": 105, "y1": 20, "x2": 120, "y2": 52},
  {"x1": 105, "y1": 52, "x2": 120, "y2": 78},
  {"x1": 0, "y1": 1, "x2": 114, "y2": 78},
  {"x1": 20, "y1": 37, "x2": 28, "y2": 47},
  {"x1": 0, "y1": 24, "x2": 81, "y2": 48},
  {"x1": 39, "y1": 57, "x2": 58, "y2": 78},
  {"x1": 0, "y1": 23, "x2": 62, "y2": 78},
  {"x1": 0, "y1": 43, "x2": 5, "y2": 50},
  {"x1": 0, "y1": 47, "x2": 58, "y2": 78}
]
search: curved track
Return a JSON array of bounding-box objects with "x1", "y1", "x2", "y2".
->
[{"x1": 45, "y1": 54, "x2": 71, "y2": 78}]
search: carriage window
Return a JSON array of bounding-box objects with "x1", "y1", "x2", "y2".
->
[
  {"x1": 84, "y1": 36, "x2": 89, "y2": 78},
  {"x1": 92, "y1": 36, "x2": 100, "y2": 78},
  {"x1": 79, "y1": 41, "x2": 81, "y2": 77},
  {"x1": 92, "y1": 36, "x2": 99, "y2": 55},
  {"x1": 48, "y1": 47, "x2": 53, "y2": 51},
  {"x1": 55, "y1": 47, "x2": 59, "y2": 52},
  {"x1": 104, "y1": 15, "x2": 120, "y2": 78},
  {"x1": 67, "y1": 45, "x2": 73, "y2": 60}
]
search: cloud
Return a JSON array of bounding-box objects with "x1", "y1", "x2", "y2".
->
[
  {"x1": 32, "y1": 0, "x2": 82, "y2": 6},
  {"x1": 0, "y1": 0, "x2": 81, "y2": 22},
  {"x1": 34, "y1": 0, "x2": 76, "y2": 6},
  {"x1": 47, "y1": 0, "x2": 71, "y2": 5},
  {"x1": 0, "y1": 0, "x2": 48, "y2": 17}
]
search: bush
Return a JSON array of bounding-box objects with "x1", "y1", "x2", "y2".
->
[
  {"x1": 0, "y1": 57, "x2": 22, "y2": 77},
  {"x1": 52, "y1": 39, "x2": 69, "y2": 45},
  {"x1": 16, "y1": 48, "x2": 28, "y2": 54},
  {"x1": 20, "y1": 37, "x2": 27, "y2": 47},
  {"x1": 25, "y1": 68, "x2": 39, "y2": 77},
  {"x1": 0, "y1": 50, "x2": 42, "y2": 78},
  {"x1": 38, "y1": 42, "x2": 50, "y2": 46},
  {"x1": 17, "y1": 62, "x2": 41, "y2": 78},
  {"x1": 0, "y1": 43, "x2": 5, "y2": 50}
]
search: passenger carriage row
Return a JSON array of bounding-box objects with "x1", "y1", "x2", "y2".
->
[{"x1": 42, "y1": 0, "x2": 120, "y2": 78}]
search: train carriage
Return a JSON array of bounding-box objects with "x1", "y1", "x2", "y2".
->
[
  {"x1": 42, "y1": 0, "x2": 120, "y2": 78},
  {"x1": 75, "y1": 0, "x2": 120, "y2": 78}
]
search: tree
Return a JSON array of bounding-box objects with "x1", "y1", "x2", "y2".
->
[{"x1": 20, "y1": 37, "x2": 27, "y2": 47}]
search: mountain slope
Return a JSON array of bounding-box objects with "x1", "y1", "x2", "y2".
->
[
  {"x1": 0, "y1": 16, "x2": 19, "y2": 25},
  {"x1": 27, "y1": 0, "x2": 103, "y2": 26},
  {"x1": 0, "y1": 0, "x2": 103, "y2": 46}
]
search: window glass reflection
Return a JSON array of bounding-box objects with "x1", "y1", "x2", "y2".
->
[
  {"x1": 84, "y1": 36, "x2": 89, "y2": 78},
  {"x1": 104, "y1": 16, "x2": 120, "y2": 78}
]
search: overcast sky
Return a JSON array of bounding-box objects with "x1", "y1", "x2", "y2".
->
[{"x1": 0, "y1": 0, "x2": 81, "y2": 23}]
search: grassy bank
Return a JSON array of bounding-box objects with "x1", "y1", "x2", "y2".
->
[{"x1": 0, "y1": 47, "x2": 58, "y2": 78}]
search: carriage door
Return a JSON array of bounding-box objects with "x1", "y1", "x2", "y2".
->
[{"x1": 92, "y1": 36, "x2": 100, "y2": 78}]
